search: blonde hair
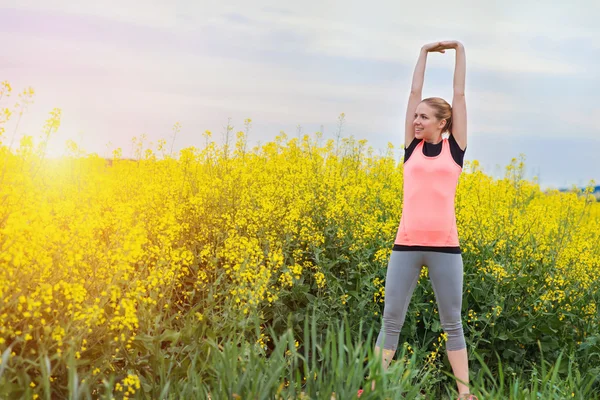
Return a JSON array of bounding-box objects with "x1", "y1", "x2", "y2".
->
[{"x1": 421, "y1": 97, "x2": 452, "y2": 134}]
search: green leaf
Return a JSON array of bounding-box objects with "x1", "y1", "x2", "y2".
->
[{"x1": 159, "y1": 329, "x2": 181, "y2": 343}]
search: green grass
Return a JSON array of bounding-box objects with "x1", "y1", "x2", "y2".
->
[
  {"x1": 191, "y1": 312, "x2": 599, "y2": 400},
  {"x1": 3, "y1": 310, "x2": 595, "y2": 399}
]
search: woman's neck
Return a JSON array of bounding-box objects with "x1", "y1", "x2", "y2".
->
[{"x1": 424, "y1": 135, "x2": 443, "y2": 145}]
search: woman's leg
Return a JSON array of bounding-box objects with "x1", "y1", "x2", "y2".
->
[
  {"x1": 374, "y1": 251, "x2": 424, "y2": 371},
  {"x1": 424, "y1": 251, "x2": 470, "y2": 396}
]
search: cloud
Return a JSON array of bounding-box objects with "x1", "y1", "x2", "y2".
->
[
  {"x1": 2, "y1": 0, "x2": 599, "y2": 155},
  {"x1": 2, "y1": 0, "x2": 178, "y2": 28},
  {"x1": 7, "y1": 0, "x2": 596, "y2": 76},
  {"x1": 182, "y1": 1, "x2": 597, "y2": 76}
]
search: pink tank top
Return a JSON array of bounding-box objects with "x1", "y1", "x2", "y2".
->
[{"x1": 394, "y1": 137, "x2": 462, "y2": 247}]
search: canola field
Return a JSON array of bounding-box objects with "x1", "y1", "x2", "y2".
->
[{"x1": 1, "y1": 82, "x2": 599, "y2": 399}]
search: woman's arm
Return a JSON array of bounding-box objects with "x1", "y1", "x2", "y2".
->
[
  {"x1": 405, "y1": 43, "x2": 446, "y2": 148},
  {"x1": 450, "y1": 42, "x2": 467, "y2": 150}
]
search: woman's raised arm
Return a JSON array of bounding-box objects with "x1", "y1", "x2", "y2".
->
[
  {"x1": 405, "y1": 42, "x2": 447, "y2": 149},
  {"x1": 449, "y1": 41, "x2": 467, "y2": 150}
]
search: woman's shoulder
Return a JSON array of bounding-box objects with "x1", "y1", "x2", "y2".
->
[
  {"x1": 404, "y1": 137, "x2": 423, "y2": 163},
  {"x1": 405, "y1": 137, "x2": 423, "y2": 151},
  {"x1": 447, "y1": 133, "x2": 466, "y2": 168},
  {"x1": 448, "y1": 133, "x2": 466, "y2": 153}
]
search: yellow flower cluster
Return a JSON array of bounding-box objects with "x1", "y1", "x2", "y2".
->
[
  {"x1": 467, "y1": 309, "x2": 478, "y2": 323},
  {"x1": 458, "y1": 159, "x2": 599, "y2": 321},
  {"x1": 373, "y1": 277, "x2": 385, "y2": 303},
  {"x1": 419, "y1": 266, "x2": 429, "y2": 281},
  {"x1": 278, "y1": 271, "x2": 294, "y2": 288},
  {"x1": 122, "y1": 373, "x2": 141, "y2": 397},
  {"x1": 341, "y1": 294, "x2": 350, "y2": 305},
  {"x1": 425, "y1": 333, "x2": 449, "y2": 368},
  {"x1": 493, "y1": 305, "x2": 502, "y2": 317},
  {"x1": 402, "y1": 341, "x2": 413, "y2": 355},
  {"x1": 256, "y1": 332, "x2": 270, "y2": 351},
  {"x1": 314, "y1": 271, "x2": 326, "y2": 289},
  {"x1": 484, "y1": 261, "x2": 509, "y2": 281}
]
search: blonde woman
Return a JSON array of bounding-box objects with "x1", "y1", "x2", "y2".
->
[{"x1": 359, "y1": 40, "x2": 476, "y2": 400}]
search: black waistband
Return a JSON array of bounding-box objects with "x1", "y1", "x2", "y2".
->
[{"x1": 392, "y1": 244, "x2": 461, "y2": 254}]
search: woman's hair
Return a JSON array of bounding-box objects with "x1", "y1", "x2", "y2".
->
[{"x1": 421, "y1": 97, "x2": 452, "y2": 134}]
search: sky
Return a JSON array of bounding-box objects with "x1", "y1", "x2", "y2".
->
[{"x1": 1, "y1": 0, "x2": 599, "y2": 189}]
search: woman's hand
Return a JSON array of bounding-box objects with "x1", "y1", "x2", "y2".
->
[{"x1": 422, "y1": 40, "x2": 462, "y2": 53}]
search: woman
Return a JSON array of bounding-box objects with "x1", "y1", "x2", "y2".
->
[{"x1": 358, "y1": 40, "x2": 476, "y2": 400}]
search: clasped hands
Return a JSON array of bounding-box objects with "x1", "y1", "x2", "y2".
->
[{"x1": 422, "y1": 40, "x2": 463, "y2": 53}]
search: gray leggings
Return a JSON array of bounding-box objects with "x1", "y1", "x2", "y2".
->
[{"x1": 375, "y1": 250, "x2": 466, "y2": 352}]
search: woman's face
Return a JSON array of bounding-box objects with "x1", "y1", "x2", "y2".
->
[{"x1": 413, "y1": 102, "x2": 445, "y2": 141}]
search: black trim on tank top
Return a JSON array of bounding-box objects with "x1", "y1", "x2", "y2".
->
[
  {"x1": 392, "y1": 244, "x2": 462, "y2": 254},
  {"x1": 404, "y1": 133, "x2": 466, "y2": 167}
]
